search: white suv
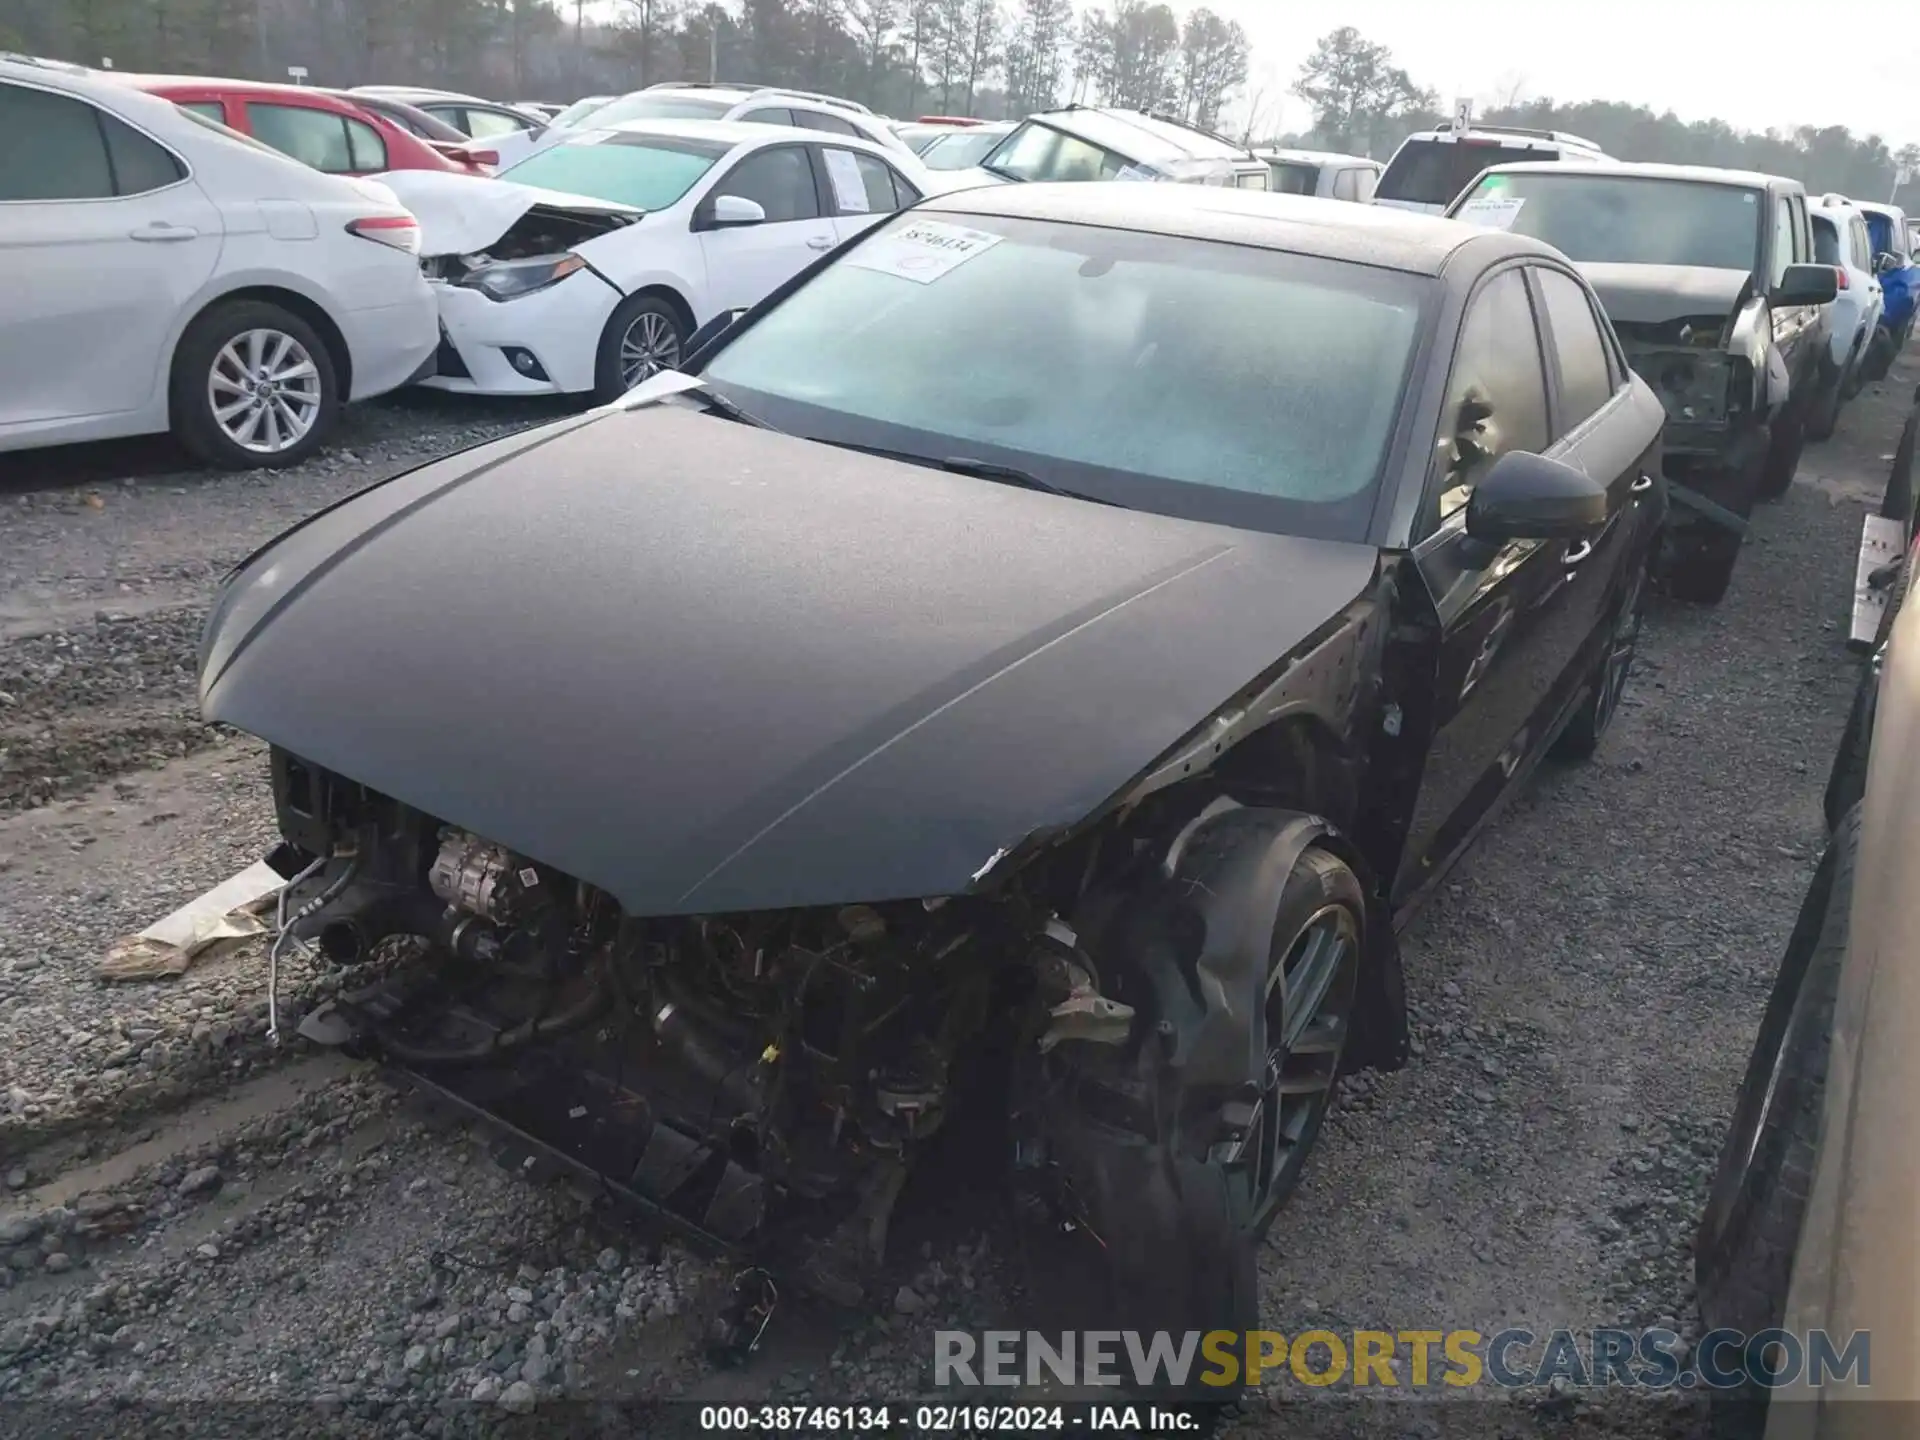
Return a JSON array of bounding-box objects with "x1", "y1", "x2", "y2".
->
[
  {"x1": 1808, "y1": 193, "x2": 1885, "y2": 438},
  {"x1": 1374, "y1": 122, "x2": 1611, "y2": 214},
  {"x1": 0, "y1": 54, "x2": 437, "y2": 468},
  {"x1": 526, "y1": 83, "x2": 925, "y2": 168}
]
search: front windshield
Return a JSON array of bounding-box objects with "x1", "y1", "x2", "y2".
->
[
  {"x1": 550, "y1": 96, "x2": 613, "y2": 129},
  {"x1": 498, "y1": 133, "x2": 727, "y2": 209},
  {"x1": 1459, "y1": 173, "x2": 1764, "y2": 271},
  {"x1": 700, "y1": 212, "x2": 1427, "y2": 541},
  {"x1": 980, "y1": 121, "x2": 1139, "y2": 182},
  {"x1": 588, "y1": 93, "x2": 732, "y2": 126},
  {"x1": 920, "y1": 128, "x2": 1011, "y2": 170}
]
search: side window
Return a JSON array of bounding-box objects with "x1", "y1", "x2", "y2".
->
[
  {"x1": 1812, "y1": 217, "x2": 1840, "y2": 267},
  {"x1": 1854, "y1": 219, "x2": 1874, "y2": 270},
  {"x1": 0, "y1": 82, "x2": 115, "y2": 200},
  {"x1": 247, "y1": 103, "x2": 353, "y2": 172},
  {"x1": 1770, "y1": 197, "x2": 1795, "y2": 287},
  {"x1": 466, "y1": 108, "x2": 530, "y2": 138},
  {"x1": 792, "y1": 109, "x2": 860, "y2": 137},
  {"x1": 101, "y1": 112, "x2": 186, "y2": 194},
  {"x1": 1354, "y1": 169, "x2": 1378, "y2": 201},
  {"x1": 711, "y1": 145, "x2": 821, "y2": 222},
  {"x1": 1433, "y1": 269, "x2": 1550, "y2": 522},
  {"x1": 178, "y1": 100, "x2": 228, "y2": 124},
  {"x1": 345, "y1": 117, "x2": 387, "y2": 172},
  {"x1": 1236, "y1": 168, "x2": 1268, "y2": 190},
  {"x1": 1535, "y1": 268, "x2": 1615, "y2": 433},
  {"x1": 1331, "y1": 168, "x2": 1360, "y2": 201},
  {"x1": 740, "y1": 107, "x2": 797, "y2": 127},
  {"x1": 1791, "y1": 195, "x2": 1812, "y2": 263}
]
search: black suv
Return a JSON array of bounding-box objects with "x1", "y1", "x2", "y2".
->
[{"x1": 1449, "y1": 162, "x2": 1838, "y2": 603}]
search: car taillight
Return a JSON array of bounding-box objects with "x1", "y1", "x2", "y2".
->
[
  {"x1": 1834, "y1": 265, "x2": 1850, "y2": 289},
  {"x1": 346, "y1": 215, "x2": 421, "y2": 254}
]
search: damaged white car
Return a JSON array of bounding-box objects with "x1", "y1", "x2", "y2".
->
[{"x1": 385, "y1": 119, "x2": 948, "y2": 400}]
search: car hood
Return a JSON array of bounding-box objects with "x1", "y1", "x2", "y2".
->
[
  {"x1": 1575, "y1": 263, "x2": 1750, "y2": 327},
  {"x1": 378, "y1": 167, "x2": 642, "y2": 256},
  {"x1": 199, "y1": 406, "x2": 1378, "y2": 917}
]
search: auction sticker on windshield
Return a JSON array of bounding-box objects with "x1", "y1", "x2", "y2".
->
[
  {"x1": 1455, "y1": 195, "x2": 1525, "y2": 230},
  {"x1": 842, "y1": 219, "x2": 1005, "y2": 284}
]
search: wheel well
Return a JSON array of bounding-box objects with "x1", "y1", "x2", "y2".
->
[
  {"x1": 174, "y1": 287, "x2": 353, "y2": 406},
  {"x1": 1213, "y1": 714, "x2": 1361, "y2": 829},
  {"x1": 628, "y1": 285, "x2": 696, "y2": 335}
]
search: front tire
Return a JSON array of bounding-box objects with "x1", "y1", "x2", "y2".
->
[
  {"x1": 1805, "y1": 359, "x2": 1848, "y2": 442},
  {"x1": 1694, "y1": 809, "x2": 1857, "y2": 1436},
  {"x1": 1041, "y1": 841, "x2": 1364, "y2": 1351},
  {"x1": 170, "y1": 301, "x2": 338, "y2": 470},
  {"x1": 1756, "y1": 403, "x2": 1806, "y2": 500},
  {"x1": 593, "y1": 293, "x2": 688, "y2": 403},
  {"x1": 1551, "y1": 561, "x2": 1647, "y2": 760}
]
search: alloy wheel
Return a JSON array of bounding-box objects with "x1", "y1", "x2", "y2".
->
[
  {"x1": 207, "y1": 329, "x2": 322, "y2": 455},
  {"x1": 1229, "y1": 901, "x2": 1360, "y2": 1238},
  {"x1": 1591, "y1": 569, "x2": 1647, "y2": 740},
  {"x1": 619, "y1": 312, "x2": 682, "y2": 390}
]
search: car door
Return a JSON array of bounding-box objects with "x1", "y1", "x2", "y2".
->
[
  {"x1": 0, "y1": 80, "x2": 221, "y2": 431},
  {"x1": 817, "y1": 144, "x2": 920, "y2": 244},
  {"x1": 1393, "y1": 265, "x2": 1601, "y2": 902},
  {"x1": 1527, "y1": 264, "x2": 1657, "y2": 716},
  {"x1": 1769, "y1": 192, "x2": 1822, "y2": 401},
  {"x1": 691, "y1": 142, "x2": 838, "y2": 312},
  {"x1": 1853, "y1": 216, "x2": 1884, "y2": 337}
]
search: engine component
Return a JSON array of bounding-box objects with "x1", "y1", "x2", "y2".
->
[
  {"x1": 429, "y1": 830, "x2": 544, "y2": 923},
  {"x1": 652, "y1": 998, "x2": 767, "y2": 1116},
  {"x1": 1032, "y1": 917, "x2": 1134, "y2": 1053}
]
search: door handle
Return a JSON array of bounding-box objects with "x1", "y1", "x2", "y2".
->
[
  {"x1": 806, "y1": 235, "x2": 834, "y2": 251},
  {"x1": 1564, "y1": 539, "x2": 1594, "y2": 565},
  {"x1": 130, "y1": 223, "x2": 198, "y2": 242},
  {"x1": 1630, "y1": 473, "x2": 1654, "y2": 494}
]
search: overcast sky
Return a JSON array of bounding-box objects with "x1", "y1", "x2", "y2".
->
[{"x1": 1211, "y1": 0, "x2": 1920, "y2": 144}]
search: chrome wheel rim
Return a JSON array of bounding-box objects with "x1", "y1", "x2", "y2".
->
[
  {"x1": 1227, "y1": 902, "x2": 1360, "y2": 1236},
  {"x1": 208, "y1": 329, "x2": 321, "y2": 455},
  {"x1": 619, "y1": 311, "x2": 681, "y2": 389},
  {"x1": 1592, "y1": 569, "x2": 1646, "y2": 739}
]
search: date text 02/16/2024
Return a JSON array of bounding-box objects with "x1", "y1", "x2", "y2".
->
[{"x1": 698, "y1": 1404, "x2": 1199, "y2": 1431}]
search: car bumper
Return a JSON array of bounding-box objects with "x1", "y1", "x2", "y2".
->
[
  {"x1": 417, "y1": 272, "x2": 618, "y2": 397},
  {"x1": 338, "y1": 289, "x2": 440, "y2": 402}
]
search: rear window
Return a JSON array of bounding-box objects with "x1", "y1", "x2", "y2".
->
[
  {"x1": 1377, "y1": 138, "x2": 1545, "y2": 206},
  {"x1": 1459, "y1": 173, "x2": 1763, "y2": 272},
  {"x1": 1812, "y1": 215, "x2": 1841, "y2": 267},
  {"x1": 588, "y1": 94, "x2": 732, "y2": 126},
  {"x1": 1267, "y1": 161, "x2": 1320, "y2": 195},
  {"x1": 918, "y1": 129, "x2": 1006, "y2": 170},
  {"x1": 497, "y1": 133, "x2": 727, "y2": 209}
]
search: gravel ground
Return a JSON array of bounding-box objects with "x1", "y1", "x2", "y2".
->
[{"x1": 0, "y1": 366, "x2": 1908, "y2": 1436}]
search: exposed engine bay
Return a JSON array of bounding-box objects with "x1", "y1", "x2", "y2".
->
[
  {"x1": 1614, "y1": 315, "x2": 1748, "y2": 432},
  {"x1": 268, "y1": 748, "x2": 1146, "y2": 1305},
  {"x1": 419, "y1": 205, "x2": 636, "y2": 281}
]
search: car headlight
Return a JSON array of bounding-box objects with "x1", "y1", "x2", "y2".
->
[{"x1": 455, "y1": 252, "x2": 587, "y2": 302}]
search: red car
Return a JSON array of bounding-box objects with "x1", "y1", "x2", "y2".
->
[{"x1": 122, "y1": 76, "x2": 485, "y2": 176}]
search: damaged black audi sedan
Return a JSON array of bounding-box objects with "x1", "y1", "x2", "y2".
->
[{"x1": 198, "y1": 182, "x2": 1666, "y2": 1339}]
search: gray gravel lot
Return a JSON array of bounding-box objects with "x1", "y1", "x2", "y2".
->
[{"x1": 0, "y1": 368, "x2": 1907, "y2": 1435}]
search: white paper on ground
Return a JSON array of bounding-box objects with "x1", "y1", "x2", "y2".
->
[
  {"x1": 841, "y1": 218, "x2": 1006, "y2": 284},
  {"x1": 99, "y1": 859, "x2": 286, "y2": 980}
]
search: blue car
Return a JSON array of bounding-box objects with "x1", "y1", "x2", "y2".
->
[{"x1": 1858, "y1": 201, "x2": 1917, "y2": 381}]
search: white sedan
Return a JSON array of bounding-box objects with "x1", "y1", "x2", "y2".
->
[
  {"x1": 0, "y1": 55, "x2": 438, "y2": 469},
  {"x1": 385, "y1": 119, "x2": 951, "y2": 401}
]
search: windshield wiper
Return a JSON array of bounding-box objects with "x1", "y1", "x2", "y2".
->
[
  {"x1": 978, "y1": 161, "x2": 1022, "y2": 181},
  {"x1": 677, "y1": 383, "x2": 774, "y2": 431},
  {"x1": 811, "y1": 438, "x2": 1110, "y2": 505}
]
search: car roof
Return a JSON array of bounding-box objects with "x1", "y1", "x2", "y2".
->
[
  {"x1": 1474, "y1": 158, "x2": 1792, "y2": 190},
  {"x1": 589, "y1": 116, "x2": 889, "y2": 149},
  {"x1": 1855, "y1": 200, "x2": 1906, "y2": 224},
  {"x1": 922, "y1": 181, "x2": 1542, "y2": 276},
  {"x1": 122, "y1": 74, "x2": 360, "y2": 104},
  {"x1": 1254, "y1": 148, "x2": 1382, "y2": 168},
  {"x1": 1027, "y1": 106, "x2": 1255, "y2": 163}
]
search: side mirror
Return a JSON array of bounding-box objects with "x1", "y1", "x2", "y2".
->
[
  {"x1": 1771, "y1": 262, "x2": 1839, "y2": 307},
  {"x1": 1464, "y1": 451, "x2": 1608, "y2": 543},
  {"x1": 1875, "y1": 251, "x2": 1903, "y2": 276},
  {"x1": 684, "y1": 306, "x2": 750, "y2": 356},
  {"x1": 708, "y1": 194, "x2": 767, "y2": 229}
]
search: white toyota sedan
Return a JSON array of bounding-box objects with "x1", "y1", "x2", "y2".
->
[
  {"x1": 384, "y1": 119, "x2": 948, "y2": 401},
  {"x1": 0, "y1": 54, "x2": 438, "y2": 469}
]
